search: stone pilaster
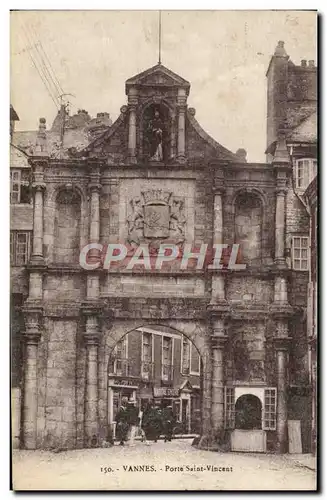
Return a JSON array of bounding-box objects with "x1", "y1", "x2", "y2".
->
[
  {"x1": 272, "y1": 133, "x2": 290, "y2": 269},
  {"x1": 210, "y1": 170, "x2": 228, "y2": 307},
  {"x1": 177, "y1": 88, "x2": 187, "y2": 162},
  {"x1": 274, "y1": 183, "x2": 287, "y2": 267},
  {"x1": 87, "y1": 164, "x2": 102, "y2": 300},
  {"x1": 127, "y1": 88, "x2": 138, "y2": 163},
  {"x1": 211, "y1": 319, "x2": 228, "y2": 435},
  {"x1": 21, "y1": 306, "x2": 43, "y2": 449},
  {"x1": 170, "y1": 110, "x2": 176, "y2": 160},
  {"x1": 273, "y1": 327, "x2": 291, "y2": 454},
  {"x1": 28, "y1": 120, "x2": 48, "y2": 305},
  {"x1": 81, "y1": 303, "x2": 102, "y2": 448},
  {"x1": 198, "y1": 333, "x2": 212, "y2": 448}
]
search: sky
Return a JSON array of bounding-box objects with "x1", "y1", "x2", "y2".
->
[{"x1": 10, "y1": 10, "x2": 317, "y2": 162}]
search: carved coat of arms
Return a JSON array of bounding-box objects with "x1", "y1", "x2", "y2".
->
[{"x1": 126, "y1": 189, "x2": 186, "y2": 247}]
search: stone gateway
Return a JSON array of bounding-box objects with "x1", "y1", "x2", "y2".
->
[{"x1": 10, "y1": 42, "x2": 316, "y2": 454}]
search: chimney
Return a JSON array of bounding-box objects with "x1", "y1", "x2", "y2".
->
[
  {"x1": 308, "y1": 60, "x2": 315, "y2": 68},
  {"x1": 301, "y1": 60, "x2": 307, "y2": 67},
  {"x1": 236, "y1": 148, "x2": 247, "y2": 162},
  {"x1": 274, "y1": 40, "x2": 288, "y2": 57}
]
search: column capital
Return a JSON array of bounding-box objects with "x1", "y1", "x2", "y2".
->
[
  {"x1": 83, "y1": 333, "x2": 100, "y2": 346},
  {"x1": 32, "y1": 182, "x2": 46, "y2": 192},
  {"x1": 275, "y1": 186, "x2": 288, "y2": 195},
  {"x1": 128, "y1": 102, "x2": 138, "y2": 111},
  {"x1": 27, "y1": 258, "x2": 47, "y2": 270},
  {"x1": 88, "y1": 182, "x2": 102, "y2": 194},
  {"x1": 29, "y1": 157, "x2": 48, "y2": 168},
  {"x1": 273, "y1": 257, "x2": 287, "y2": 269},
  {"x1": 81, "y1": 301, "x2": 103, "y2": 317},
  {"x1": 211, "y1": 335, "x2": 228, "y2": 349},
  {"x1": 213, "y1": 186, "x2": 226, "y2": 196},
  {"x1": 269, "y1": 302, "x2": 294, "y2": 318},
  {"x1": 177, "y1": 104, "x2": 187, "y2": 113},
  {"x1": 273, "y1": 336, "x2": 291, "y2": 351},
  {"x1": 25, "y1": 331, "x2": 42, "y2": 345},
  {"x1": 207, "y1": 302, "x2": 230, "y2": 317}
]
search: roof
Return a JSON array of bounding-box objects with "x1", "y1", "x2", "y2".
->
[
  {"x1": 10, "y1": 143, "x2": 29, "y2": 168},
  {"x1": 125, "y1": 63, "x2": 190, "y2": 95},
  {"x1": 10, "y1": 105, "x2": 19, "y2": 121},
  {"x1": 12, "y1": 128, "x2": 92, "y2": 159},
  {"x1": 186, "y1": 110, "x2": 242, "y2": 163},
  {"x1": 287, "y1": 111, "x2": 317, "y2": 143}
]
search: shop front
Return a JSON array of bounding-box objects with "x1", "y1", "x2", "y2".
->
[
  {"x1": 108, "y1": 376, "x2": 139, "y2": 438},
  {"x1": 153, "y1": 382, "x2": 201, "y2": 435}
]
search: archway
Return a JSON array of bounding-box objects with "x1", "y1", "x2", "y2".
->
[
  {"x1": 106, "y1": 324, "x2": 203, "y2": 442},
  {"x1": 235, "y1": 394, "x2": 262, "y2": 430}
]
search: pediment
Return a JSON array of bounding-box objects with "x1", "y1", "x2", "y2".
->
[
  {"x1": 126, "y1": 63, "x2": 190, "y2": 94},
  {"x1": 180, "y1": 379, "x2": 193, "y2": 392}
]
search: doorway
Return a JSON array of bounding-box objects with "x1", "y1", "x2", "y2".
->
[
  {"x1": 232, "y1": 393, "x2": 266, "y2": 452},
  {"x1": 235, "y1": 394, "x2": 262, "y2": 430}
]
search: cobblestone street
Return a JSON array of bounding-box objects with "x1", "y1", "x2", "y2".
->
[{"x1": 12, "y1": 439, "x2": 316, "y2": 491}]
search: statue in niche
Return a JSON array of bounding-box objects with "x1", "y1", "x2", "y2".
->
[
  {"x1": 144, "y1": 105, "x2": 170, "y2": 162},
  {"x1": 147, "y1": 109, "x2": 165, "y2": 161}
]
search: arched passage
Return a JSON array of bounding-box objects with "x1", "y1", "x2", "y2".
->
[{"x1": 102, "y1": 323, "x2": 206, "y2": 442}]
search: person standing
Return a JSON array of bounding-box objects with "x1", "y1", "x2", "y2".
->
[
  {"x1": 142, "y1": 402, "x2": 162, "y2": 442},
  {"x1": 162, "y1": 405, "x2": 175, "y2": 442},
  {"x1": 126, "y1": 399, "x2": 139, "y2": 446},
  {"x1": 115, "y1": 399, "x2": 129, "y2": 446}
]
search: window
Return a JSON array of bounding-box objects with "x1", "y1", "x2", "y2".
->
[
  {"x1": 190, "y1": 343, "x2": 201, "y2": 375},
  {"x1": 10, "y1": 169, "x2": 31, "y2": 204},
  {"x1": 292, "y1": 236, "x2": 309, "y2": 270},
  {"x1": 110, "y1": 337, "x2": 128, "y2": 376},
  {"x1": 162, "y1": 336, "x2": 173, "y2": 381},
  {"x1": 10, "y1": 231, "x2": 31, "y2": 266},
  {"x1": 142, "y1": 332, "x2": 153, "y2": 379},
  {"x1": 263, "y1": 388, "x2": 277, "y2": 430},
  {"x1": 181, "y1": 336, "x2": 200, "y2": 376},
  {"x1": 294, "y1": 158, "x2": 317, "y2": 189},
  {"x1": 224, "y1": 387, "x2": 235, "y2": 429},
  {"x1": 181, "y1": 336, "x2": 190, "y2": 375}
]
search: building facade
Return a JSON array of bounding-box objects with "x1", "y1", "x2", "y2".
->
[
  {"x1": 108, "y1": 326, "x2": 201, "y2": 437},
  {"x1": 11, "y1": 41, "x2": 317, "y2": 453}
]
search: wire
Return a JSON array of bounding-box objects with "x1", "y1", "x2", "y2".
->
[
  {"x1": 19, "y1": 30, "x2": 59, "y2": 110},
  {"x1": 28, "y1": 23, "x2": 64, "y2": 96},
  {"x1": 22, "y1": 23, "x2": 61, "y2": 102}
]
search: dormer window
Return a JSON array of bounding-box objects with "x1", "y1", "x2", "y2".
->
[{"x1": 294, "y1": 158, "x2": 317, "y2": 190}]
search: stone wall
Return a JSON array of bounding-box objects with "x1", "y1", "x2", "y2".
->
[
  {"x1": 44, "y1": 275, "x2": 85, "y2": 302},
  {"x1": 226, "y1": 276, "x2": 274, "y2": 304},
  {"x1": 101, "y1": 274, "x2": 205, "y2": 297},
  {"x1": 39, "y1": 319, "x2": 78, "y2": 449}
]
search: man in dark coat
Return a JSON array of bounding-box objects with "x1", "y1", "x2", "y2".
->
[
  {"x1": 162, "y1": 405, "x2": 175, "y2": 442},
  {"x1": 142, "y1": 403, "x2": 162, "y2": 442},
  {"x1": 115, "y1": 400, "x2": 129, "y2": 446}
]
